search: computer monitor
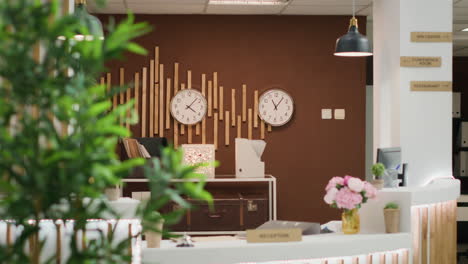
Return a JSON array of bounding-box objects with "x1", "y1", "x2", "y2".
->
[
  {"x1": 376, "y1": 147, "x2": 401, "y2": 171},
  {"x1": 377, "y1": 147, "x2": 406, "y2": 186}
]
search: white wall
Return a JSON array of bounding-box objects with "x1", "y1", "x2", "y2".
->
[{"x1": 373, "y1": 0, "x2": 453, "y2": 186}]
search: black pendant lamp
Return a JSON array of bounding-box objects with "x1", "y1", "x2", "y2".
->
[{"x1": 334, "y1": 0, "x2": 372, "y2": 57}]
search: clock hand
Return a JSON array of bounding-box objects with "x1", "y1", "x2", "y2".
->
[
  {"x1": 187, "y1": 105, "x2": 196, "y2": 113},
  {"x1": 276, "y1": 97, "x2": 284, "y2": 107},
  {"x1": 272, "y1": 100, "x2": 278, "y2": 110},
  {"x1": 185, "y1": 98, "x2": 197, "y2": 109}
]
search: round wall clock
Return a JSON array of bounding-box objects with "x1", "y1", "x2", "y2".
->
[
  {"x1": 258, "y1": 89, "x2": 294, "y2": 126},
  {"x1": 170, "y1": 89, "x2": 207, "y2": 125}
]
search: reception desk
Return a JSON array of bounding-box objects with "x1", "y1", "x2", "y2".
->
[{"x1": 142, "y1": 179, "x2": 460, "y2": 264}]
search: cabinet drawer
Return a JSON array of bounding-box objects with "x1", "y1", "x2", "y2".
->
[{"x1": 190, "y1": 199, "x2": 241, "y2": 231}]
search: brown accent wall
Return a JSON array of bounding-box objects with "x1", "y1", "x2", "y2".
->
[{"x1": 100, "y1": 15, "x2": 367, "y2": 223}]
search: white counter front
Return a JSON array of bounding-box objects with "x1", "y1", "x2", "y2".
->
[
  {"x1": 142, "y1": 179, "x2": 460, "y2": 264},
  {"x1": 143, "y1": 233, "x2": 411, "y2": 264}
]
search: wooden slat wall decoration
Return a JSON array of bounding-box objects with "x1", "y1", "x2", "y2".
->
[
  {"x1": 119, "y1": 68, "x2": 125, "y2": 125},
  {"x1": 254, "y1": 90, "x2": 258, "y2": 128},
  {"x1": 154, "y1": 59, "x2": 159, "y2": 134},
  {"x1": 248, "y1": 108, "x2": 253, "y2": 140},
  {"x1": 366, "y1": 254, "x2": 373, "y2": 264},
  {"x1": 242, "y1": 84, "x2": 247, "y2": 122},
  {"x1": 188, "y1": 70, "x2": 192, "y2": 89},
  {"x1": 202, "y1": 117, "x2": 206, "y2": 144},
  {"x1": 237, "y1": 115, "x2": 242, "y2": 138},
  {"x1": 112, "y1": 72, "x2": 117, "y2": 109},
  {"x1": 119, "y1": 68, "x2": 125, "y2": 105},
  {"x1": 126, "y1": 81, "x2": 131, "y2": 130},
  {"x1": 208, "y1": 81, "x2": 213, "y2": 117},
  {"x1": 219, "y1": 86, "x2": 224, "y2": 121},
  {"x1": 187, "y1": 70, "x2": 192, "y2": 143},
  {"x1": 180, "y1": 83, "x2": 186, "y2": 135},
  {"x1": 155, "y1": 47, "x2": 159, "y2": 83},
  {"x1": 134, "y1": 72, "x2": 140, "y2": 121},
  {"x1": 214, "y1": 72, "x2": 218, "y2": 109},
  {"x1": 154, "y1": 80, "x2": 159, "y2": 135},
  {"x1": 260, "y1": 120, "x2": 265, "y2": 139},
  {"x1": 106, "y1": 73, "x2": 112, "y2": 105},
  {"x1": 108, "y1": 46, "x2": 291, "y2": 150},
  {"x1": 141, "y1": 68, "x2": 147, "y2": 137},
  {"x1": 159, "y1": 65, "x2": 164, "y2": 136},
  {"x1": 352, "y1": 257, "x2": 359, "y2": 264},
  {"x1": 149, "y1": 60, "x2": 155, "y2": 136},
  {"x1": 392, "y1": 253, "x2": 398, "y2": 264},
  {"x1": 174, "y1": 63, "x2": 179, "y2": 94},
  {"x1": 166, "y1": 78, "x2": 171, "y2": 129},
  {"x1": 231, "y1": 89, "x2": 236, "y2": 127},
  {"x1": 225, "y1": 111, "x2": 230, "y2": 146},
  {"x1": 213, "y1": 112, "x2": 218, "y2": 150},
  {"x1": 173, "y1": 64, "x2": 179, "y2": 148}
]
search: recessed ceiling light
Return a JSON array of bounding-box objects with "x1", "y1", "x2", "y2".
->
[
  {"x1": 462, "y1": 28, "x2": 468, "y2": 32},
  {"x1": 208, "y1": 0, "x2": 289, "y2": 5}
]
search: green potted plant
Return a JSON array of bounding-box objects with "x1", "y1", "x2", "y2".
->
[
  {"x1": 383, "y1": 202, "x2": 400, "y2": 233},
  {"x1": 0, "y1": 0, "x2": 212, "y2": 262},
  {"x1": 371, "y1": 163, "x2": 386, "y2": 190}
]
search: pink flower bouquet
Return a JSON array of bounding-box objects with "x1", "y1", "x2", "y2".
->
[{"x1": 324, "y1": 175, "x2": 377, "y2": 211}]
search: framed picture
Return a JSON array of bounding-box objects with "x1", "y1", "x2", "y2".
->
[{"x1": 181, "y1": 144, "x2": 215, "y2": 178}]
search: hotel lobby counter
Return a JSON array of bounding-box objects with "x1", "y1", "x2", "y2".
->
[
  {"x1": 141, "y1": 179, "x2": 460, "y2": 264},
  {"x1": 141, "y1": 232, "x2": 412, "y2": 264}
]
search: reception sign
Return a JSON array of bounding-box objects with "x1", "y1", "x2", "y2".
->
[{"x1": 246, "y1": 228, "x2": 302, "y2": 243}]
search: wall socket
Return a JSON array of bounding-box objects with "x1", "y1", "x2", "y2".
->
[
  {"x1": 321, "y1": 109, "x2": 332, "y2": 119},
  {"x1": 334, "y1": 109, "x2": 345, "y2": 120}
]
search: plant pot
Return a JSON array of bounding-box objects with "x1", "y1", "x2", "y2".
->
[
  {"x1": 371, "y1": 179, "x2": 384, "y2": 190},
  {"x1": 104, "y1": 186, "x2": 120, "y2": 201},
  {"x1": 145, "y1": 220, "x2": 164, "y2": 248},
  {"x1": 384, "y1": 208, "x2": 400, "y2": 233},
  {"x1": 342, "y1": 208, "x2": 360, "y2": 234}
]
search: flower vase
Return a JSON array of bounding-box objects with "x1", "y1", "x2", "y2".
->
[{"x1": 342, "y1": 208, "x2": 360, "y2": 234}]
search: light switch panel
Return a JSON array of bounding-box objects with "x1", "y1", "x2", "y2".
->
[
  {"x1": 334, "y1": 109, "x2": 345, "y2": 120},
  {"x1": 321, "y1": 109, "x2": 332, "y2": 119}
]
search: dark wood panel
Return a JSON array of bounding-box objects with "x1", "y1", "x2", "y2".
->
[{"x1": 100, "y1": 14, "x2": 367, "y2": 223}]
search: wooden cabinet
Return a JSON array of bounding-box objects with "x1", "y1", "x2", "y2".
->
[{"x1": 123, "y1": 176, "x2": 277, "y2": 234}]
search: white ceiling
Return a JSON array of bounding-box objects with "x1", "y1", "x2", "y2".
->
[{"x1": 88, "y1": 0, "x2": 468, "y2": 56}]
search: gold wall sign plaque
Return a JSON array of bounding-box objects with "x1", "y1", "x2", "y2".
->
[
  {"x1": 410, "y1": 32, "x2": 452, "y2": 42},
  {"x1": 410, "y1": 81, "x2": 452, "y2": 92},
  {"x1": 400, "y1": 56, "x2": 441, "y2": 67},
  {"x1": 246, "y1": 228, "x2": 302, "y2": 243}
]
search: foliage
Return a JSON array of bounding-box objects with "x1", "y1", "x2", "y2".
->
[
  {"x1": 0, "y1": 0, "x2": 212, "y2": 263},
  {"x1": 138, "y1": 147, "x2": 214, "y2": 235},
  {"x1": 371, "y1": 163, "x2": 386, "y2": 179},
  {"x1": 384, "y1": 202, "x2": 399, "y2": 210}
]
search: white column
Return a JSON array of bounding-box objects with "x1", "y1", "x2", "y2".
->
[{"x1": 373, "y1": 0, "x2": 453, "y2": 186}]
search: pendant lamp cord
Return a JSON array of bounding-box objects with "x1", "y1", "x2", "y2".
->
[{"x1": 352, "y1": 0, "x2": 355, "y2": 17}]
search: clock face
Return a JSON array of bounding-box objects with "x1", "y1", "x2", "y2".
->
[
  {"x1": 258, "y1": 89, "x2": 294, "y2": 126},
  {"x1": 170, "y1": 89, "x2": 207, "y2": 125}
]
